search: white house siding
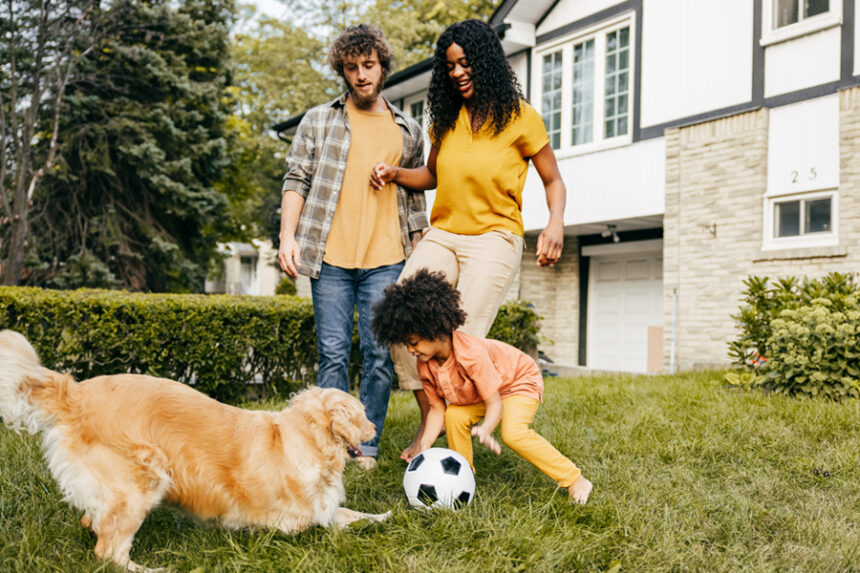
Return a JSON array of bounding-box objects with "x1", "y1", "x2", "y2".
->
[
  {"x1": 536, "y1": 0, "x2": 625, "y2": 35},
  {"x1": 855, "y1": 0, "x2": 860, "y2": 76},
  {"x1": 764, "y1": 27, "x2": 841, "y2": 97},
  {"x1": 640, "y1": 0, "x2": 752, "y2": 128}
]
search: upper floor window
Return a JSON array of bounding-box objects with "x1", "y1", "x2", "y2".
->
[
  {"x1": 774, "y1": 0, "x2": 829, "y2": 28},
  {"x1": 762, "y1": 0, "x2": 841, "y2": 46},
  {"x1": 534, "y1": 15, "x2": 634, "y2": 156}
]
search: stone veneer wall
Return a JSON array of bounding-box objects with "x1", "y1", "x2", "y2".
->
[
  {"x1": 663, "y1": 88, "x2": 860, "y2": 371},
  {"x1": 515, "y1": 234, "x2": 580, "y2": 366}
]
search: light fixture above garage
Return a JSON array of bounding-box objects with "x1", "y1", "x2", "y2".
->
[{"x1": 601, "y1": 224, "x2": 620, "y2": 243}]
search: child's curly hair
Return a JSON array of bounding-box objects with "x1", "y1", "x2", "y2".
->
[
  {"x1": 371, "y1": 269, "x2": 467, "y2": 345},
  {"x1": 328, "y1": 24, "x2": 392, "y2": 82}
]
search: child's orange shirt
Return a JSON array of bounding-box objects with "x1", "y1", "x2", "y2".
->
[{"x1": 418, "y1": 331, "x2": 543, "y2": 407}]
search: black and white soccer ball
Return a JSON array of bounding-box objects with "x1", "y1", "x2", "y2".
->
[{"x1": 403, "y1": 447, "x2": 476, "y2": 510}]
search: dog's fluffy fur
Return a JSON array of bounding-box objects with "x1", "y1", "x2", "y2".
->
[{"x1": 0, "y1": 329, "x2": 389, "y2": 572}]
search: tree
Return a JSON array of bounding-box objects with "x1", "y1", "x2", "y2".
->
[
  {"x1": 0, "y1": 0, "x2": 100, "y2": 285},
  {"x1": 26, "y1": 0, "x2": 236, "y2": 291}
]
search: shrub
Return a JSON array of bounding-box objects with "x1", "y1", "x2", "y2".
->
[
  {"x1": 726, "y1": 272, "x2": 860, "y2": 398},
  {"x1": 487, "y1": 300, "x2": 543, "y2": 358},
  {"x1": 0, "y1": 288, "x2": 547, "y2": 401},
  {"x1": 0, "y1": 287, "x2": 317, "y2": 403},
  {"x1": 275, "y1": 277, "x2": 297, "y2": 296},
  {"x1": 765, "y1": 296, "x2": 860, "y2": 399}
]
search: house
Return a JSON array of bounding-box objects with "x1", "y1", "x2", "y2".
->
[
  {"x1": 204, "y1": 240, "x2": 281, "y2": 296},
  {"x1": 276, "y1": 0, "x2": 859, "y2": 374}
]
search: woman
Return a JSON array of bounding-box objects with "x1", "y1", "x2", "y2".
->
[{"x1": 370, "y1": 19, "x2": 567, "y2": 460}]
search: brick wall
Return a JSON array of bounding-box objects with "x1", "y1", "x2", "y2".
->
[
  {"x1": 515, "y1": 234, "x2": 580, "y2": 365},
  {"x1": 663, "y1": 88, "x2": 860, "y2": 371}
]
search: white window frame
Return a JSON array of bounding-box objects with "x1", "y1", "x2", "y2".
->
[
  {"x1": 762, "y1": 189, "x2": 838, "y2": 251},
  {"x1": 761, "y1": 0, "x2": 842, "y2": 46},
  {"x1": 532, "y1": 12, "x2": 635, "y2": 159},
  {"x1": 404, "y1": 93, "x2": 427, "y2": 132}
]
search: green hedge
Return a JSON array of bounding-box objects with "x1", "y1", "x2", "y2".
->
[
  {"x1": 726, "y1": 272, "x2": 860, "y2": 399},
  {"x1": 0, "y1": 287, "x2": 316, "y2": 402},
  {"x1": 0, "y1": 287, "x2": 544, "y2": 402}
]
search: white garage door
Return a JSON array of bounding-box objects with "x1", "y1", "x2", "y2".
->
[{"x1": 586, "y1": 241, "x2": 663, "y2": 373}]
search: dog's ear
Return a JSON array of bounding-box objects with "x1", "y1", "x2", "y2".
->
[{"x1": 328, "y1": 394, "x2": 364, "y2": 446}]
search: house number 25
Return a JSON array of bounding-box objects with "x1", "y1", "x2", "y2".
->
[{"x1": 790, "y1": 168, "x2": 817, "y2": 183}]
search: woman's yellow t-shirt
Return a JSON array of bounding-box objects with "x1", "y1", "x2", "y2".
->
[{"x1": 431, "y1": 101, "x2": 550, "y2": 236}]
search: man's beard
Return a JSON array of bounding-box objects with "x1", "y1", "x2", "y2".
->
[{"x1": 349, "y1": 79, "x2": 384, "y2": 109}]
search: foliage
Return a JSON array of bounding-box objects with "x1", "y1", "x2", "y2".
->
[
  {"x1": 275, "y1": 276, "x2": 298, "y2": 296},
  {"x1": 487, "y1": 300, "x2": 542, "y2": 356},
  {"x1": 727, "y1": 272, "x2": 860, "y2": 399},
  {"x1": 765, "y1": 296, "x2": 860, "y2": 399},
  {"x1": 225, "y1": 13, "x2": 339, "y2": 245},
  {"x1": 22, "y1": 0, "x2": 236, "y2": 292},
  {"x1": 0, "y1": 286, "x2": 544, "y2": 401},
  {"x1": 0, "y1": 0, "x2": 101, "y2": 285},
  {"x1": 0, "y1": 286, "x2": 316, "y2": 402},
  {"x1": 2, "y1": 371, "x2": 859, "y2": 571}
]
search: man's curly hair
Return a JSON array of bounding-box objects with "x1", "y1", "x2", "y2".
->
[
  {"x1": 328, "y1": 24, "x2": 392, "y2": 82},
  {"x1": 371, "y1": 269, "x2": 467, "y2": 345},
  {"x1": 428, "y1": 19, "x2": 524, "y2": 144}
]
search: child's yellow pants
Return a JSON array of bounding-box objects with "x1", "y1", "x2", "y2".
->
[{"x1": 444, "y1": 395, "x2": 582, "y2": 488}]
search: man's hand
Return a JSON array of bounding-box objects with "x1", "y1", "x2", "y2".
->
[
  {"x1": 371, "y1": 162, "x2": 398, "y2": 190},
  {"x1": 278, "y1": 236, "x2": 302, "y2": 279},
  {"x1": 471, "y1": 425, "x2": 501, "y2": 455}
]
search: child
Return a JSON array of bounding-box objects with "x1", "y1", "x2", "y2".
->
[{"x1": 371, "y1": 269, "x2": 592, "y2": 504}]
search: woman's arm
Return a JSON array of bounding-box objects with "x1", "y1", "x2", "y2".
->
[
  {"x1": 371, "y1": 146, "x2": 439, "y2": 191},
  {"x1": 531, "y1": 143, "x2": 567, "y2": 267}
]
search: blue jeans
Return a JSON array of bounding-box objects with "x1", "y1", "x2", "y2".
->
[{"x1": 310, "y1": 261, "x2": 404, "y2": 457}]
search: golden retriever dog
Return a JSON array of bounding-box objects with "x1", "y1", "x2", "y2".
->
[{"x1": 0, "y1": 329, "x2": 390, "y2": 572}]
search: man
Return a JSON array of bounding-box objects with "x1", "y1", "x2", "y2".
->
[{"x1": 278, "y1": 24, "x2": 427, "y2": 469}]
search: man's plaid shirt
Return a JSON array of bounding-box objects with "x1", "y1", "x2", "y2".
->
[{"x1": 282, "y1": 93, "x2": 429, "y2": 279}]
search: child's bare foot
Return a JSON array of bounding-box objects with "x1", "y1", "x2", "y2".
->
[{"x1": 568, "y1": 476, "x2": 592, "y2": 505}]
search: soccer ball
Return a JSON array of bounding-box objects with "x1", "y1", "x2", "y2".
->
[{"x1": 403, "y1": 447, "x2": 476, "y2": 510}]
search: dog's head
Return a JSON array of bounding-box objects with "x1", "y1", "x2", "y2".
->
[{"x1": 289, "y1": 387, "x2": 375, "y2": 452}]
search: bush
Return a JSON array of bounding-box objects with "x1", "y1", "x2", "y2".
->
[
  {"x1": 726, "y1": 272, "x2": 860, "y2": 398},
  {"x1": 766, "y1": 296, "x2": 860, "y2": 399},
  {"x1": 0, "y1": 288, "x2": 547, "y2": 401},
  {"x1": 488, "y1": 300, "x2": 543, "y2": 357},
  {"x1": 275, "y1": 277, "x2": 297, "y2": 296},
  {"x1": 0, "y1": 287, "x2": 317, "y2": 403}
]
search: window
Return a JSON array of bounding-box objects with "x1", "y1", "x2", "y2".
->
[
  {"x1": 409, "y1": 100, "x2": 425, "y2": 131},
  {"x1": 541, "y1": 52, "x2": 563, "y2": 149},
  {"x1": 764, "y1": 191, "x2": 838, "y2": 249},
  {"x1": 535, "y1": 15, "x2": 634, "y2": 155},
  {"x1": 774, "y1": 0, "x2": 829, "y2": 28},
  {"x1": 762, "y1": 0, "x2": 841, "y2": 45}
]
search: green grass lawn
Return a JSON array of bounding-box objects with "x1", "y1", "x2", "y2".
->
[{"x1": 1, "y1": 371, "x2": 858, "y2": 572}]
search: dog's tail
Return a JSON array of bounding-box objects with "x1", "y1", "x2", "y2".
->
[{"x1": 0, "y1": 329, "x2": 68, "y2": 434}]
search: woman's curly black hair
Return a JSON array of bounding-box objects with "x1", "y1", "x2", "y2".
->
[
  {"x1": 371, "y1": 269, "x2": 467, "y2": 345},
  {"x1": 428, "y1": 19, "x2": 524, "y2": 144}
]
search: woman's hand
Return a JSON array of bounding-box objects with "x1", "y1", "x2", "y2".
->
[
  {"x1": 536, "y1": 218, "x2": 564, "y2": 267},
  {"x1": 371, "y1": 162, "x2": 398, "y2": 190}
]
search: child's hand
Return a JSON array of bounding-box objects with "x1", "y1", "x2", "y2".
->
[
  {"x1": 471, "y1": 425, "x2": 501, "y2": 455},
  {"x1": 400, "y1": 443, "x2": 422, "y2": 462}
]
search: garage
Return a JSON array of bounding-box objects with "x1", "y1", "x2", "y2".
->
[{"x1": 584, "y1": 240, "x2": 663, "y2": 373}]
